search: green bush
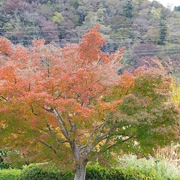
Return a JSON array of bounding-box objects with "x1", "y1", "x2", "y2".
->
[
  {"x1": 86, "y1": 165, "x2": 125, "y2": 180},
  {"x1": 18, "y1": 165, "x2": 59, "y2": 180},
  {"x1": 0, "y1": 169, "x2": 21, "y2": 180},
  {"x1": 86, "y1": 165, "x2": 153, "y2": 180},
  {"x1": 18, "y1": 164, "x2": 133, "y2": 180},
  {"x1": 118, "y1": 155, "x2": 180, "y2": 180},
  {"x1": 0, "y1": 151, "x2": 9, "y2": 169},
  {"x1": 18, "y1": 164, "x2": 73, "y2": 180},
  {"x1": 0, "y1": 162, "x2": 9, "y2": 169},
  {"x1": 16, "y1": 156, "x2": 180, "y2": 180}
]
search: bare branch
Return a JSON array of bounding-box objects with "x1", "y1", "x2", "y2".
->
[
  {"x1": 59, "y1": 139, "x2": 69, "y2": 144},
  {"x1": 96, "y1": 114, "x2": 110, "y2": 138},
  {"x1": 46, "y1": 123, "x2": 52, "y2": 132},
  {"x1": 45, "y1": 125, "x2": 69, "y2": 145},
  {"x1": 52, "y1": 109, "x2": 70, "y2": 141},
  {"x1": 86, "y1": 115, "x2": 111, "y2": 154},
  {"x1": 38, "y1": 139, "x2": 57, "y2": 155},
  {"x1": 54, "y1": 94, "x2": 61, "y2": 100},
  {"x1": 67, "y1": 113, "x2": 76, "y2": 132},
  {"x1": 90, "y1": 125, "x2": 117, "y2": 150},
  {"x1": 121, "y1": 135, "x2": 135, "y2": 143},
  {"x1": 28, "y1": 83, "x2": 31, "y2": 91},
  {"x1": 42, "y1": 106, "x2": 53, "y2": 112},
  {"x1": 53, "y1": 90, "x2": 66, "y2": 100},
  {"x1": 74, "y1": 92, "x2": 81, "y2": 99},
  {"x1": 80, "y1": 122, "x2": 98, "y2": 151},
  {"x1": 0, "y1": 96, "x2": 8, "y2": 102},
  {"x1": 42, "y1": 107, "x2": 70, "y2": 142},
  {"x1": 104, "y1": 135, "x2": 135, "y2": 152},
  {"x1": 104, "y1": 125, "x2": 117, "y2": 144},
  {"x1": 31, "y1": 104, "x2": 37, "y2": 116}
]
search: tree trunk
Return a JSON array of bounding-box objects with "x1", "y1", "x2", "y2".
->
[{"x1": 74, "y1": 160, "x2": 87, "y2": 180}]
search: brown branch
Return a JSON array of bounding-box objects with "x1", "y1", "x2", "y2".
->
[
  {"x1": 104, "y1": 135, "x2": 136, "y2": 152},
  {"x1": 96, "y1": 114, "x2": 110, "y2": 138},
  {"x1": 53, "y1": 90, "x2": 66, "y2": 100},
  {"x1": 42, "y1": 106, "x2": 53, "y2": 112},
  {"x1": 59, "y1": 139, "x2": 69, "y2": 144},
  {"x1": 0, "y1": 96, "x2": 8, "y2": 102},
  {"x1": 38, "y1": 140, "x2": 57, "y2": 155},
  {"x1": 121, "y1": 135, "x2": 135, "y2": 143},
  {"x1": 54, "y1": 94, "x2": 61, "y2": 100},
  {"x1": 31, "y1": 104, "x2": 37, "y2": 116},
  {"x1": 92, "y1": 124, "x2": 118, "y2": 150},
  {"x1": 46, "y1": 123, "x2": 52, "y2": 132},
  {"x1": 42, "y1": 107, "x2": 70, "y2": 142},
  {"x1": 80, "y1": 122, "x2": 98, "y2": 151},
  {"x1": 74, "y1": 91, "x2": 81, "y2": 99},
  {"x1": 52, "y1": 109, "x2": 70, "y2": 141},
  {"x1": 28, "y1": 83, "x2": 31, "y2": 91},
  {"x1": 86, "y1": 114, "x2": 111, "y2": 154},
  {"x1": 67, "y1": 113, "x2": 76, "y2": 132},
  {"x1": 104, "y1": 125, "x2": 117, "y2": 144},
  {"x1": 87, "y1": 121, "x2": 132, "y2": 154},
  {"x1": 45, "y1": 124, "x2": 69, "y2": 144}
]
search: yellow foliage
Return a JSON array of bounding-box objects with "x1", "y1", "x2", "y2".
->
[
  {"x1": 51, "y1": 12, "x2": 64, "y2": 22},
  {"x1": 171, "y1": 82, "x2": 180, "y2": 106}
]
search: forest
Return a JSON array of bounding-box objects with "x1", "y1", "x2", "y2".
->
[{"x1": 0, "y1": 0, "x2": 180, "y2": 180}]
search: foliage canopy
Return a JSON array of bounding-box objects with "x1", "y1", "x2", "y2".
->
[{"x1": 0, "y1": 26, "x2": 179, "y2": 179}]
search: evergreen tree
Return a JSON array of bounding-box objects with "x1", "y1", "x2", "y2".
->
[
  {"x1": 123, "y1": 0, "x2": 133, "y2": 18},
  {"x1": 174, "y1": 6, "x2": 180, "y2": 12},
  {"x1": 158, "y1": 13, "x2": 167, "y2": 45}
]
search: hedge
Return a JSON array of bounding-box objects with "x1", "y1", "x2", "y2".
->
[
  {"x1": 18, "y1": 164, "x2": 73, "y2": 180},
  {"x1": 1, "y1": 160, "x2": 179, "y2": 180},
  {"x1": 0, "y1": 169, "x2": 21, "y2": 180},
  {"x1": 17, "y1": 165, "x2": 154, "y2": 180}
]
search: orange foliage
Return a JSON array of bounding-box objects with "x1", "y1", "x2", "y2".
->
[
  {"x1": 0, "y1": 26, "x2": 178, "y2": 170},
  {"x1": 0, "y1": 36, "x2": 13, "y2": 55},
  {"x1": 0, "y1": 26, "x2": 124, "y2": 156},
  {"x1": 120, "y1": 71, "x2": 135, "y2": 90}
]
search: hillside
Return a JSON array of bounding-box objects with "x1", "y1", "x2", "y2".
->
[{"x1": 0, "y1": 0, "x2": 180, "y2": 76}]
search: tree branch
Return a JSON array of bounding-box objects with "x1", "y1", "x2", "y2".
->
[
  {"x1": 104, "y1": 134, "x2": 136, "y2": 152},
  {"x1": 80, "y1": 121, "x2": 98, "y2": 151},
  {"x1": 31, "y1": 104, "x2": 37, "y2": 116},
  {"x1": 0, "y1": 96, "x2": 8, "y2": 102},
  {"x1": 38, "y1": 139, "x2": 57, "y2": 155},
  {"x1": 45, "y1": 124, "x2": 66, "y2": 144},
  {"x1": 67, "y1": 113, "x2": 76, "y2": 132},
  {"x1": 96, "y1": 114, "x2": 110, "y2": 139},
  {"x1": 42, "y1": 107, "x2": 70, "y2": 142},
  {"x1": 86, "y1": 114, "x2": 111, "y2": 154},
  {"x1": 52, "y1": 108, "x2": 70, "y2": 141},
  {"x1": 104, "y1": 125, "x2": 117, "y2": 144}
]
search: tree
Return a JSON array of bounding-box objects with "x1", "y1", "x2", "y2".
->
[
  {"x1": 0, "y1": 26, "x2": 179, "y2": 180},
  {"x1": 174, "y1": 6, "x2": 180, "y2": 12},
  {"x1": 123, "y1": 0, "x2": 133, "y2": 18},
  {"x1": 158, "y1": 11, "x2": 168, "y2": 45}
]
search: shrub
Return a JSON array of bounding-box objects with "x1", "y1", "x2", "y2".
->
[
  {"x1": 86, "y1": 165, "x2": 125, "y2": 180},
  {"x1": 18, "y1": 164, "x2": 59, "y2": 180},
  {"x1": 0, "y1": 169, "x2": 21, "y2": 180},
  {"x1": 18, "y1": 164, "x2": 73, "y2": 180},
  {"x1": 0, "y1": 150, "x2": 9, "y2": 169},
  {"x1": 18, "y1": 164, "x2": 127, "y2": 180},
  {"x1": 0, "y1": 162, "x2": 9, "y2": 169},
  {"x1": 86, "y1": 165, "x2": 152, "y2": 180},
  {"x1": 17, "y1": 156, "x2": 180, "y2": 180},
  {"x1": 118, "y1": 155, "x2": 180, "y2": 180}
]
